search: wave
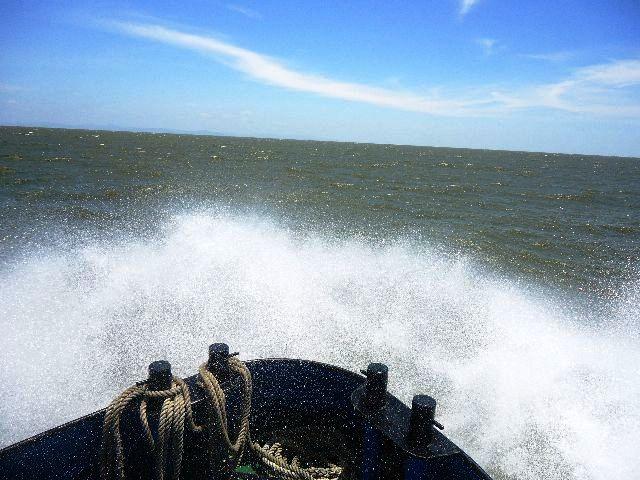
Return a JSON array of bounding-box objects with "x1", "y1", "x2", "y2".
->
[{"x1": 0, "y1": 211, "x2": 638, "y2": 479}]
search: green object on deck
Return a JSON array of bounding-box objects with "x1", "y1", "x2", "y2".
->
[{"x1": 235, "y1": 464, "x2": 257, "y2": 474}]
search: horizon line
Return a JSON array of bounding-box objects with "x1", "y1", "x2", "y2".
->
[{"x1": 2, "y1": 122, "x2": 638, "y2": 160}]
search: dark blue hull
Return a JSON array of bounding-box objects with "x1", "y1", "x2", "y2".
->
[{"x1": 0, "y1": 358, "x2": 492, "y2": 480}]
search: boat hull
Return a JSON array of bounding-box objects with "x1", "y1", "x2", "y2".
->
[{"x1": 0, "y1": 359, "x2": 492, "y2": 480}]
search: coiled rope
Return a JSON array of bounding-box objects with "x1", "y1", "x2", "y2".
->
[
  {"x1": 257, "y1": 443, "x2": 342, "y2": 480},
  {"x1": 197, "y1": 356, "x2": 342, "y2": 480},
  {"x1": 102, "y1": 357, "x2": 342, "y2": 480},
  {"x1": 197, "y1": 357, "x2": 252, "y2": 463},
  {"x1": 101, "y1": 377, "x2": 201, "y2": 480}
]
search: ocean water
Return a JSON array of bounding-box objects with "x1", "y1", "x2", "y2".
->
[{"x1": 0, "y1": 126, "x2": 639, "y2": 479}]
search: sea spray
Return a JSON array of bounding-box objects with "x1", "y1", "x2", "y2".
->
[{"x1": 1, "y1": 212, "x2": 639, "y2": 480}]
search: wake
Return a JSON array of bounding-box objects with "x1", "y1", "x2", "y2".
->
[{"x1": 1, "y1": 212, "x2": 638, "y2": 480}]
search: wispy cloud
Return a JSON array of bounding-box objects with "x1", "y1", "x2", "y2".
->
[
  {"x1": 460, "y1": 0, "x2": 480, "y2": 16},
  {"x1": 109, "y1": 21, "x2": 640, "y2": 118},
  {"x1": 111, "y1": 22, "x2": 473, "y2": 115},
  {"x1": 577, "y1": 59, "x2": 640, "y2": 87},
  {"x1": 522, "y1": 51, "x2": 574, "y2": 63},
  {"x1": 226, "y1": 4, "x2": 262, "y2": 20},
  {"x1": 492, "y1": 60, "x2": 640, "y2": 116},
  {"x1": 476, "y1": 38, "x2": 497, "y2": 56},
  {"x1": 0, "y1": 82, "x2": 24, "y2": 93}
]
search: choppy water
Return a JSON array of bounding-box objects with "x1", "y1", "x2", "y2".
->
[{"x1": 1, "y1": 126, "x2": 639, "y2": 479}]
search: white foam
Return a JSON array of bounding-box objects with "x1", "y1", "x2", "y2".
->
[{"x1": 1, "y1": 212, "x2": 639, "y2": 479}]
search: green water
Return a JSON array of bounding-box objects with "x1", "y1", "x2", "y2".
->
[{"x1": 1, "y1": 126, "x2": 638, "y2": 296}]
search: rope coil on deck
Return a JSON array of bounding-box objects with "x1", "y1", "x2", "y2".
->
[
  {"x1": 253, "y1": 443, "x2": 342, "y2": 480},
  {"x1": 101, "y1": 377, "x2": 201, "y2": 480},
  {"x1": 101, "y1": 355, "x2": 343, "y2": 480},
  {"x1": 198, "y1": 357, "x2": 252, "y2": 462},
  {"x1": 197, "y1": 356, "x2": 342, "y2": 480}
]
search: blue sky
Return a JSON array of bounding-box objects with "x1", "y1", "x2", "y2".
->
[{"x1": 1, "y1": 1, "x2": 639, "y2": 156}]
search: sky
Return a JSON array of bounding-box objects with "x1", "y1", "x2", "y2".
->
[{"x1": 1, "y1": 1, "x2": 639, "y2": 156}]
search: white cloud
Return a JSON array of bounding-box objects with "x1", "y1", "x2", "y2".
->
[
  {"x1": 522, "y1": 51, "x2": 573, "y2": 63},
  {"x1": 491, "y1": 60, "x2": 640, "y2": 116},
  {"x1": 113, "y1": 22, "x2": 472, "y2": 116},
  {"x1": 226, "y1": 4, "x2": 262, "y2": 20},
  {"x1": 460, "y1": 0, "x2": 480, "y2": 16},
  {"x1": 576, "y1": 59, "x2": 640, "y2": 87},
  {"x1": 0, "y1": 83, "x2": 23, "y2": 93},
  {"x1": 110, "y1": 21, "x2": 640, "y2": 118},
  {"x1": 477, "y1": 38, "x2": 497, "y2": 56}
]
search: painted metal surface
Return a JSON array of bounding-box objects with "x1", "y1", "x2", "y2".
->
[{"x1": 0, "y1": 358, "x2": 492, "y2": 480}]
